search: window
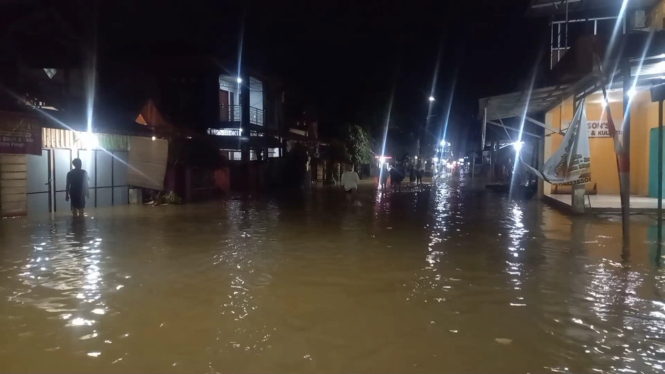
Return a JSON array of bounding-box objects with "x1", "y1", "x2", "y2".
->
[{"x1": 220, "y1": 149, "x2": 241, "y2": 160}]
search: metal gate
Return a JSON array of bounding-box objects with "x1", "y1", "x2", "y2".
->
[
  {"x1": 53, "y1": 149, "x2": 72, "y2": 212},
  {"x1": 26, "y1": 150, "x2": 51, "y2": 215},
  {"x1": 26, "y1": 149, "x2": 129, "y2": 214}
]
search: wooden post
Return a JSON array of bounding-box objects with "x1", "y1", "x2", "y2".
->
[
  {"x1": 571, "y1": 97, "x2": 585, "y2": 213},
  {"x1": 537, "y1": 137, "x2": 545, "y2": 198},
  {"x1": 621, "y1": 59, "x2": 632, "y2": 242}
]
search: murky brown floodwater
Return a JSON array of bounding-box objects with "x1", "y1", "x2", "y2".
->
[{"x1": 2, "y1": 177, "x2": 665, "y2": 373}]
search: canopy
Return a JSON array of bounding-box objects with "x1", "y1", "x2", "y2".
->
[{"x1": 478, "y1": 84, "x2": 570, "y2": 121}]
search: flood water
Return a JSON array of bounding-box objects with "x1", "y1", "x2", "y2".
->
[{"x1": 2, "y1": 177, "x2": 665, "y2": 373}]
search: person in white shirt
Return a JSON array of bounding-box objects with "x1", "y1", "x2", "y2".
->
[{"x1": 341, "y1": 164, "x2": 360, "y2": 205}]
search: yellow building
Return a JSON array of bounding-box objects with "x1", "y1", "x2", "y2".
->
[
  {"x1": 544, "y1": 87, "x2": 659, "y2": 197},
  {"x1": 481, "y1": 0, "x2": 665, "y2": 214}
]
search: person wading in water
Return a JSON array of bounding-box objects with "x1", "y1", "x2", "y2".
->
[
  {"x1": 65, "y1": 158, "x2": 89, "y2": 218},
  {"x1": 341, "y1": 164, "x2": 361, "y2": 206}
]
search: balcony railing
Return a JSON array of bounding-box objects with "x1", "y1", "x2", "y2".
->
[
  {"x1": 220, "y1": 105, "x2": 264, "y2": 126},
  {"x1": 220, "y1": 105, "x2": 241, "y2": 122},
  {"x1": 249, "y1": 106, "x2": 264, "y2": 126}
]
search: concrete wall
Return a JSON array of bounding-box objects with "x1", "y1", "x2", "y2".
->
[{"x1": 0, "y1": 154, "x2": 27, "y2": 217}]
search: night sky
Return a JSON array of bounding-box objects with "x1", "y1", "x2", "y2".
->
[{"x1": 9, "y1": 0, "x2": 549, "y2": 153}]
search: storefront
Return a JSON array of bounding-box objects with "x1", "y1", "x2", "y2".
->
[
  {"x1": 0, "y1": 109, "x2": 162, "y2": 217},
  {"x1": 480, "y1": 29, "x2": 665, "y2": 213}
]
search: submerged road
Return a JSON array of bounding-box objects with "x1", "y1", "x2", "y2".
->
[{"x1": 1, "y1": 176, "x2": 664, "y2": 373}]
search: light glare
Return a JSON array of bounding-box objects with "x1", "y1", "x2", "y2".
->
[
  {"x1": 628, "y1": 87, "x2": 637, "y2": 98},
  {"x1": 80, "y1": 132, "x2": 99, "y2": 149}
]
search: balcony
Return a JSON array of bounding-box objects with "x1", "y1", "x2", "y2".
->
[{"x1": 220, "y1": 105, "x2": 264, "y2": 126}]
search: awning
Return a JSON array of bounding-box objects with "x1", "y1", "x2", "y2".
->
[{"x1": 479, "y1": 84, "x2": 571, "y2": 121}]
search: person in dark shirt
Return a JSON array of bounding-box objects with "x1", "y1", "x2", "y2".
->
[
  {"x1": 389, "y1": 163, "x2": 404, "y2": 192},
  {"x1": 65, "y1": 158, "x2": 89, "y2": 217}
]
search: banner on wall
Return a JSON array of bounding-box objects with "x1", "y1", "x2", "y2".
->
[
  {"x1": 523, "y1": 99, "x2": 591, "y2": 185},
  {"x1": 587, "y1": 120, "x2": 610, "y2": 138},
  {"x1": 563, "y1": 120, "x2": 611, "y2": 138},
  {"x1": 0, "y1": 111, "x2": 43, "y2": 155}
]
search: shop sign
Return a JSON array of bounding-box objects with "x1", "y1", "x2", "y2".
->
[{"x1": 0, "y1": 111, "x2": 43, "y2": 155}]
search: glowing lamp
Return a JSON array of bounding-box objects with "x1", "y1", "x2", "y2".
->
[
  {"x1": 628, "y1": 87, "x2": 637, "y2": 98},
  {"x1": 80, "y1": 131, "x2": 99, "y2": 149}
]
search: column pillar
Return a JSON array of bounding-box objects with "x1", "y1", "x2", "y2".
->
[{"x1": 240, "y1": 71, "x2": 250, "y2": 162}]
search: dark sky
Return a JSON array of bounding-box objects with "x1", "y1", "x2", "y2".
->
[
  {"x1": 11, "y1": 0, "x2": 549, "y2": 151},
  {"x1": 240, "y1": 0, "x2": 548, "y2": 149}
]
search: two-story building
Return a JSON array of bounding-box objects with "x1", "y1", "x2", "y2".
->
[{"x1": 104, "y1": 52, "x2": 287, "y2": 194}]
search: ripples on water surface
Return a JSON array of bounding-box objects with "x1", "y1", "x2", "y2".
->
[{"x1": 1, "y1": 178, "x2": 665, "y2": 373}]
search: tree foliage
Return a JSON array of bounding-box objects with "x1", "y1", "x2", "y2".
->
[{"x1": 345, "y1": 124, "x2": 373, "y2": 165}]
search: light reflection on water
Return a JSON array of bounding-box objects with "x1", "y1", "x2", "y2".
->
[{"x1": 0, "y1": 177, "x2": 665, "y2": 372}]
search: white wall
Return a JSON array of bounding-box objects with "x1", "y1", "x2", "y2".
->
[{"x1": 249, "y1": 76, "x2": 263, "y2": 111}]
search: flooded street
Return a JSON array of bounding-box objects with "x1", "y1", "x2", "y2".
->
[{"x1": 2, "y1": 177, "x2": 665, "y2": 373}]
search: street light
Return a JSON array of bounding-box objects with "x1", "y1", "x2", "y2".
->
[{"x1": 429, "y1": 96, "x2": 435, "y2": 102}]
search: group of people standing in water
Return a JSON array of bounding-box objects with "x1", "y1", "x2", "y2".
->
[{"x1": 380, "y1": 162, "x2": 424, "y2": 192}]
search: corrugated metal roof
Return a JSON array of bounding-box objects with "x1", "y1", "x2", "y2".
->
[
  {"x1": 479, "y1": 84, "x2": 571, "y2": 121},
  {"x1": 42, "y1": 128, "x2": 130, "y2": 151}
]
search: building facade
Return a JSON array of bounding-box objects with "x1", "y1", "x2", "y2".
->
[{"x1": 480, "y1": 0, "x2": 665, "y2": 213}]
